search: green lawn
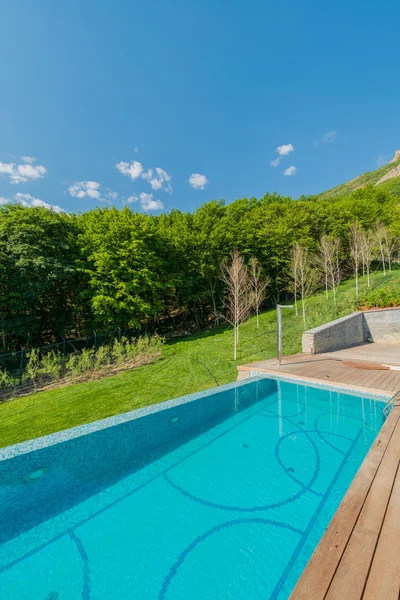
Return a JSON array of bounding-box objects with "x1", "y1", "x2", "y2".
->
[{"x1": 1, "y1": 268, "x2": 399, "y2": 448}]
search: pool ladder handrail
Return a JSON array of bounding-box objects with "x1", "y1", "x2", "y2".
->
[{"x1": 383, "y1": 390, "x2": 400, "y2": 418}]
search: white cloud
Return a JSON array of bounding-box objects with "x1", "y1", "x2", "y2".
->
[
  {"x1": 0, "y1": 162, "x2": 14, "y2": 176},
  {"x1": 117, "y1": 158, "x2": 173, "y2": 192},
  {"x1": 14, "y1": 193, "x2": 65, "y2": 213},
  {"x1": 283, "y1": 165, "x2": 297, "y2": 177},
  {"x1": 142, "y1": 167, "x2": 172, "y2": 191},
  {"x1": 21, "y1": 156, "x2": 36, "y2": 163},
  {"x1": 138, "y1": 192, "x2": 163, "y2": 211},
  {"x1": 123, "y1": 192, "x2": 163, "y2": 211},
  {"x1": 270, "y1": 158, "x2": 281, "y2": 167},
  {"x1": 134, "y1": 146, "x2": 139, "y2": 154},
  {"x1": 125, "y1": 195, "x2": 138, "y2": 204},
  {"x1": 116, "y1": 160, "x2": 144, "y2": 181},
  {"x1": 14, "y1": 164, "x2": 47, "y2": 184},
  {"x1": 0, "y1": 159, "x2": 47, "y2": 184},
  {"x1": 276, "y1": 144, "x2": 294, "y2": 156},
  {"x1": 270, "y1": 144, "x2": 294, "y2": 167},
  {"x1": 314, "y1": 130, "x2": 337, "y2": 147},
  {"x1": 68, "y1": 181, "x2": 101, "y2": 199},
  {"x1": 0, "y1": 197, "x2": 9, "y2": 205},
  {"x1": 105, "y1": 191, "x2": 118, "y2": 201},
  {"x1": 188, "y1": 173, "x2": 209, "y2": 190}
]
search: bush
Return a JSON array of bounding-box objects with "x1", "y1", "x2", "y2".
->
[
  {"x1": 0, "y1": 334, "x2": 164, "y2": 400},
  {"x1": 357, "y1": 286, "x2": 400, "y2": 309},
  {"x1": 93, "y1": 344, "x2": 111, "y2": 371},
  {"x1": 40, "y1": 351, "x2": 64, "y2": 381}
]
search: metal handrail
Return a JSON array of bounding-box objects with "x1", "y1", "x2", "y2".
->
[{"x1": 383, "y1": 390, "x2": 400, "y2": 418}]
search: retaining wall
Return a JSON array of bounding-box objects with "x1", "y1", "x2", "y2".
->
[{"x1": 302, "y1": 308, "x2": 400, "y2": 354}]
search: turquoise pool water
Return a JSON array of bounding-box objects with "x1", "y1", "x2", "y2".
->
[{"x1": 0, "y1": 377, "x2": 384, "y2": 599}]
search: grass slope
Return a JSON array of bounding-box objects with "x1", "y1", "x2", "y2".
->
[
  {"x1": 318, "y1": 157, "x2": 400, "y2": 200},
  {"x1": 1, "y1": 269, "x2": 399, "y2": 448}
]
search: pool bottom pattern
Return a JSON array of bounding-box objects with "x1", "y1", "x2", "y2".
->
[{"x1": 0, "y1": 382, "x2": 382, "y2": 600}]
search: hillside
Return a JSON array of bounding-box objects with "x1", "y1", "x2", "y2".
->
[
  {"x1": 319, "y1": 150, "x2": 400, "y2": 200},
  {"x1": 1, "y1": 268, "x2": 399, "y2": 448}
]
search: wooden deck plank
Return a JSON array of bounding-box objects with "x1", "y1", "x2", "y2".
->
[
  {"x1": 324, "y1": 417, "x2": 400, "y2": 600},
  {"x1": 238, "y1": 352, "x2": 400, "y2": 394},
  {"x1": 289, "y1": 408, "x2": 400, "y2": 600},
  {"x1": 362, "y1": 461, "x2": 400, "y2": 600}
]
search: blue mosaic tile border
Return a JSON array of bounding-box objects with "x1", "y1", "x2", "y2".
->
[
  {"x1": 0, "y1": 372, "x2": 387, "y2": 462},
  {"x1": 0, "y1": 375, "x2": 268, "y2": 461}
]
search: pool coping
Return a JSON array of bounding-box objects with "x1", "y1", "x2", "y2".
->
[
  {"x1": 1, "y1": 374, "x2": 389, "y2": 462},
  {"x1": 243, "y1": 367, "x2": 393, "y2": 400}
]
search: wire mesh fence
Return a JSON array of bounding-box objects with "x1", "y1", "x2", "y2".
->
[{"x1": 0, "y1": 327, "x2": 142, "y2": 375}]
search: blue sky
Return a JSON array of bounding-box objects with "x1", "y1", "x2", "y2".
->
[{"x1": 0, "y1": 0, "x2": 399, "y2": 215}]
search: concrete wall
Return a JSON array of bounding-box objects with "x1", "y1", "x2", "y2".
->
[
  {"x1": 302, "y1": 308, "x2": 400, "y2": 354},
  {"x1": 363, "y1": 309, "x2": 400, "y2": 344}
]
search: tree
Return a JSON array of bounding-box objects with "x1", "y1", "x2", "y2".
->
[
  {"x1": 372, "y1": 222, "x2": 397, "y2": 276},
  {"x1": 249, "y1": 256, "x2": 270, "y2": 328},
  {"x1": 0, "y1": 204, "x2": 78, "y2": 348},
  {"x1": 349, "y1": 223, "x2": 363, "y2": 298},
  {"x1": 374, "y1": 222, "x2": 388, "y2": 276},
  {"x1": 289, "y1": 244, "x2": 316, "y2": 329},
  {"x1": 221, "y1": 249, "x2": 252, "y2": 360},
  {"x1": 318, "y1": 235, "x2": 341, "y2": 303},
  {"x1": 360, "y1": 229, "x2": 375, "y2": 288},
  {"x1": 288, "y1": 245, "x2": 300, "y2": 316}
]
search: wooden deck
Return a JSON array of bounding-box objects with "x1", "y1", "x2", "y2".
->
[
  {"x1": 238, "y1": 352, "x2": 400, "y2": 396},
  {"x1": 290, "y1": 400, "x2": 400, "y2": 600},
  {"x1": 238, "y1": 352, "x2": 400, "y2": 599}
]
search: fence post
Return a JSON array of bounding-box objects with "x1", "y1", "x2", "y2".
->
[
  {"x1": 61, "y1": 336, "x2": 66, "y2": 356},
  {"x1": 118, "y1": 327, "x2": 121, "y2": 342},
  {"x1": 19, "y1": 346, "x2": 24, "y2": 377},
  {"x1": 93, "y1": 331, "x2": 97, "y2": 349}
]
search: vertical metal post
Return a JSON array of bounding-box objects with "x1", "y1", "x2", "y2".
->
[
  {"x1": 19, "y1": 346, "x2": 24, "y2": 377},
  {"x1": 276, "y1": 304, "x2": 294, "y2": 366},
  {"x1": 277, "y1": 305, "x2": 282, "y2": 366},
  {"x1": 61, "y1": 336, "x2": 66, "y2": 356},
  {"x1": 93, "y1": 331, "x2": 97, "y2": 349}
]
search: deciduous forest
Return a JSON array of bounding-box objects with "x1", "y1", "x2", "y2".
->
[{"x1": 1, "y1": 185, "x2": 399, "y2": 350}]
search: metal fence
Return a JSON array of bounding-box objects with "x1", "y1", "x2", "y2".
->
[{"x1": 0, "y1": 327, "x2": 141, "y2": 374}]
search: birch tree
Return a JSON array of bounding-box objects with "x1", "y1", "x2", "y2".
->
[
  {"x1": 360, "y1": 229, "x2": 374, "y2": 288},
  {"x1": 288, "y1": 244, "x2": 300, "y2": 316},
  {"x1": 289, "y1": 244, "x2": 315, "y2": 329},
  {"x1": 318, "y1": 235, "x2": 340, "y2": 303},
  {"x1": 349, "y1": 223, "x2": 362, "y2": 298},
  {"x1": 334, "y1": 237, "x2": 341, "y2": 293},
  {"x1": 221, "y1": 249, "x2": 252, "y2": 360},
  {"x1": 249, "y1": 256, "x2": 270, "y2": 328},
  {"x1": 319, "y1": 235, "x2": 331, "y2": 300},
  {"x1": 374, "y1": 222, "x2": 387, "y2": 276}
]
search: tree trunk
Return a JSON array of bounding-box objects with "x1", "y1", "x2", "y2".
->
[{"x1": 355, "y1": 268, "x2": 359, "y2": 299}]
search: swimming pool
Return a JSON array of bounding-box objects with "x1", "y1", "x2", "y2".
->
[{"x1": 0, "y1": 376, "x2": 385, "y2": 599}]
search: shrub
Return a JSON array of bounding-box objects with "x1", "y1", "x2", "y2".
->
[
  {"x1": 93, "y1": 344, "x2": 111, "y2": 371},
  {"x1": 26, "y1": 348, "x2": 41, "y2": 389},
  {"x1": 112, "y1": 338, "x2": 127, "y2": 365},
  {"x1": 39, "y1": 351, "x2": 64, "y2": 381},
  {"x1": 357, "y1": 286, "x2": 400, "y2": 309}
]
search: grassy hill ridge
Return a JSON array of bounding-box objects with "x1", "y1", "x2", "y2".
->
[{"x1": 319, "y1": 151, "x2": 400, "y2": 200}]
